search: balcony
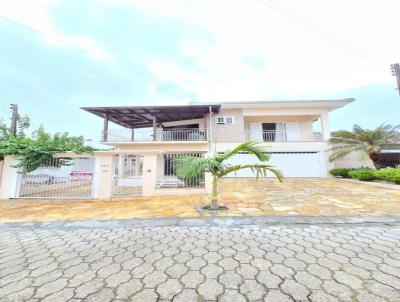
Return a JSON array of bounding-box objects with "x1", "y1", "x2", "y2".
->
[
  {"x1": 102, "y1": 128, "x2": 208, "y2": 143},
  {"x1": 246, "y1": 130, "x2": 323, "y2": 142}
]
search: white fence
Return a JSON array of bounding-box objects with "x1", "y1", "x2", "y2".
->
[
  {"x1": 156, "y1": 153, "x2": 205, "y2": 189},
  {"x1": 17, "y1": 157, "x2": 95, "y2": 199}
]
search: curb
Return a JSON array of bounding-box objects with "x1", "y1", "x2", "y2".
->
[{"x1": 1, "y1": 214, "x2": 400, "y2": 229}]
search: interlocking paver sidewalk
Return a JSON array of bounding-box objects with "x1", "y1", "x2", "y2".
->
[
  {"x1": 1, "y1": 224, "x2": 400, "y2": 301},
  {"x1": 1, "y1": 178, "x2": 399, "y2": 222}
]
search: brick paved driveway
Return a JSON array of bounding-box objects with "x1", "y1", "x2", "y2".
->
[{"x1": 1, "y1": 224, "x2": 400, "y2": 302}]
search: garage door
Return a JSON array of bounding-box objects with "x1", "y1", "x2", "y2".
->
[{"x1": 224, "y1": 152, "x2": 324, "y2": 178}]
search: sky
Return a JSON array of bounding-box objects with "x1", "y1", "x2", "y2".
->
[{"x1": 0, "y1": 0, "x2": 399, "y2": 145}]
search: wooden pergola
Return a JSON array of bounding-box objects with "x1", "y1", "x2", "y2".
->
[{"x1": 81, "y1": 104, "x2": 221, "y2": 141}]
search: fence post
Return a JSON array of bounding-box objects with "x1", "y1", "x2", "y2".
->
[
  {"x1": 0, "y1": 156, "x2": 19, "y2": 199},
  {"x1": 93, "y1": 153, "x2": 114, "y2": 199}
]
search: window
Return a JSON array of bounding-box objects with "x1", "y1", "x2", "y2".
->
[
  {"x1": 225, "y1": 116, "x2": 234, "y2": 124},
  {"x1": 216, "y1": 116, "x2": 225, "y2": 124},
  {"x1": 216, "y1": 116, "x2": 235, "y2": 125}
]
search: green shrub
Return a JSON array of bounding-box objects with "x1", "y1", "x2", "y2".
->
[
  {"x1": 374, "y1": 168, "x2": 400, "y2": 184},
  {"x1": 348, "y1": 168, "x2": 376, "y2": 181},
  {"x1": 329, "y1": 168, "x2": 354, "y2": 178}
]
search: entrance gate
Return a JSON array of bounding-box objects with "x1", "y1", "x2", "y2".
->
[
  {"x1": 112, "y1": 154, "x2": 143, "y2": 197},
  {"x1": 17, "y1": 157, "x2": 95, "y2": 199}
]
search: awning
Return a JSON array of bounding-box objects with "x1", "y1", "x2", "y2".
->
[{"x1": 81, "y1": 104, "x2": 221, "y2": 128}]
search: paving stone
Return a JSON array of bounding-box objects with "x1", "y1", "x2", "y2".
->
[
  {"x1": 281, "y1": 279, "x2": 310, "y2": 301},
  {"x1": 166, "y1": 263, "x2": 188, "y2": 278},
  {"x1": 181, "y1": 270, "x2": 204, "y2": 288},
  {"x1": 75, "y1": 278, "x2": 104, "y2": 299},
  {"x1": 116, "y1": 279, "x2": 143, "y2": 299},
  {"x1": 218, "y1": 257, "x2": 240, "y2": 270},
  {"x1": 309, "y1": 290, "x2": 339, "y2": 302},
  {"x1": 263, "y1": 289, "x2": 293, "y2": 302},
  {"x1": 198, "y1": 279, "x2": 224, "y2": 300},
  {"x1": 295, "y1": 271, "x2": 322, "y2": 289},
  {"x1": 239, "y1": 279, "x2": 266, "y2": 300},
  {"x1": 333, "y1": 271, "x2": 363, "y2": 289},
  {"x1": 322, "y1": 280, "x2": 353, "y2": 301},
  {"x1": 172, "y1": 289, "x2": 199, "y2": 302},
  {"x1": 201, "y1": 263, "x2": 223, "y2": 278},
  {"x1": 156, "y1": 279, "x2": 183, "y2": 300},
  {"x1": 219, "y1": 289, "x2": 246, "y2": 302},
  {"x1": 85, "y1": 288, "x2": 115, "y2": 302},
  {"x1": 130, "y1": 289, "x2": 158, "y2": 302},
  {"x1": 34, "y1": 278, "x2": 68, "y2": 298}
]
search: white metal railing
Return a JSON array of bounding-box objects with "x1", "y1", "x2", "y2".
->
[
  {"x1": 156, "y1": 153, "x2": 205, "y2": 189},
  {"x1": 246, "y1": 130, "x2": 323, "y2": 142},
  {"x1": 102, "y1": 128, "x2": 208, "y2": 142}
]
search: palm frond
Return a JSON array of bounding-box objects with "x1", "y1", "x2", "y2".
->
[
  {"x1": 174, "y1": 156, "x2": 210, "y2": 178},
  {"x1": 220, "y1": 141, "x2": 269, "y2": 162},
  {"x1": 329, "y1": 123, "x2": 400, "y2": 162},
  {"x1": 219, "y1": 164, "x2": 283, "y2": 182}
]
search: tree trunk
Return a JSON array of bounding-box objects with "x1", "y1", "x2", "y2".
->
[
  {"x1": 210, "y1": 175, "x2": 218, "y2": 210},
  {"x1": 369, "y1": 152, "x2": 380, "y2": 168}
]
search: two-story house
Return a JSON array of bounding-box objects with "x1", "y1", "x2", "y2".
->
[{"x1": 80, "y1": 98, "x2": 353, "y2": 198}]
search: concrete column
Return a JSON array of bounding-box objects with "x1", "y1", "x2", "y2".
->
[
  {"x1": 93, "y1": 153, "x2": 114, "y2": 199},
  {"x1": 102, "y1": 114, "x2": 109, "y2": 142},
  {"x1": 0, "y1": 156, "x2": 19, "y2": 199},
  {"x1": 142, "y1": 153, "x2": 158, "y2": 196},
  {"x1": 320, "y1": 110, "x2": 330, "y2": 141}
]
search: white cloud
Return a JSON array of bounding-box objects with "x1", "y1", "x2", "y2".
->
[
  {"x1": 116, "y1": 0, "x2": 397, "y2": 100},
  {"x1": 0, "y1": 0, "x2": 114, "y2": 62},
  {"x1": 2, "y1": 0, "x2": 399, "y2": 100}
]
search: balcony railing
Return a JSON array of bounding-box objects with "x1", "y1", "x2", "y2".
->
[
  {"x1": 246, "y1": 130, "x2": 323, "y2": 142},
  {"x1": 102, "y1": 128, "x2": 208, "y2": 142}
]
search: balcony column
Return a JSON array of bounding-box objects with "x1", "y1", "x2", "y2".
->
[
  {"x1": 131, "y1": 129, "x2": 135, "y2": 142},
  {"x1": 152, "y1": 115, "x2": 157, "y2": 141},
  {"x1": 320, "y1": 110, "x2": 330, "y2": 141},
  {"x1": 102, "y1": 114, "x2": 109, "y2": 141}
]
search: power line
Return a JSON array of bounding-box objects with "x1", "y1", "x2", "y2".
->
[
  {"x1": 257, "y1": 0, "x2": 387, "y2": 71},
  {"x1": 0, "y1": 15, "x2": 193, "y2": 98}
]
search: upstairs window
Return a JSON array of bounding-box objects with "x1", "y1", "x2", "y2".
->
[
  {"x1": 216, "y1": 116, "x2": 225, "y2": 124},
  {"x1": 216, "y1": 116, "x2": 235, "y2": 125},
  {"x1": 225, "y1": 116, "x2": 234, "y2": 124}
]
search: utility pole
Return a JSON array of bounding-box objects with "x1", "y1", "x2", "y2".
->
[
  {"x1": 10, "y1": 104, "x2": 18, "y2": 136},
  {"x1": 390, "y1": 63, "x2": 400, "y2": 96}
]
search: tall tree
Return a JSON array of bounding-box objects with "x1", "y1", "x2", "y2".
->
[
  {"x1": 329, "y1": 124, "x2": 400, "y2": 167},
  {"x1": 175, "y1": 141, "x2": 283, "y2": 210}
]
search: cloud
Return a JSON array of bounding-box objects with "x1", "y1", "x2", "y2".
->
[
  {"x1": 0, "y1": 0, "x2": 114, "y2": 62},
  {"x1": 104, "y1": 0, "x2": 397, "y2": 100}
]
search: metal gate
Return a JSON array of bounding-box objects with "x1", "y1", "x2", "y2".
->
[
  {"x1": 17, "y1": 157, "x2": 95, "y2": 199},
  {"x1": 112, "y1": 154, "x2": 143, "y2": 197}
]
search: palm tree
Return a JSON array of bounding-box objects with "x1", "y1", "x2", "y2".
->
[
  {"x1": 174, "y1": 141, "x2": 283, "y2": 210},
  {"x1": 329, "y1": 124, "x2": 400, "y2": 167}
]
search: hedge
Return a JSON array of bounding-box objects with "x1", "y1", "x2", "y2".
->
[{"x1": 330, "y1": 167, "x2": 400, "y2": 184}]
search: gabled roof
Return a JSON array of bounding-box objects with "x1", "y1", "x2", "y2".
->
[{"x1": 81, "y1": 104, "x2": 221, "y2": 129}]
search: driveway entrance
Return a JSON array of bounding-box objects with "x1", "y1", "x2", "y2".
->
[{"x1": 1, "y1": 179, "x2": 399, "y2": 223}]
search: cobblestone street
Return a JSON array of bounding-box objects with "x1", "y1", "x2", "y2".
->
[{"x1": 1, "y1": 224, "x2": 400, "y2": 302}]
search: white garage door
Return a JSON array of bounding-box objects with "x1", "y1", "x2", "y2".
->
[{"x1": 224, "y1": 152, "x2": 324, "y2": 178}]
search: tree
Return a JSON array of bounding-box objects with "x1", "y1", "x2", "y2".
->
[
  {"x1": 175, "y1": 141, "x2": 283, "y2": 210},
  {"x1": 0, "y1": 125, "x2": 94, "y2": 172},
  {"x1": 329, "y1": 124, "x2": 400, "y2": 168}
]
